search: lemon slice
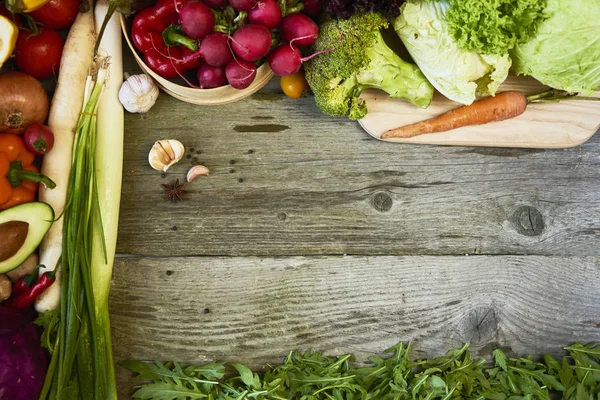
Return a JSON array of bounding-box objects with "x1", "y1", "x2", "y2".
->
[{"x1": 0, "y1": 15, "x2": 18, "y2": 67}]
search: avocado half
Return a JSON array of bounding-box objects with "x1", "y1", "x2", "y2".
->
[{"x1": 0, "y1": 202, "x2": 54, "y2": 274}]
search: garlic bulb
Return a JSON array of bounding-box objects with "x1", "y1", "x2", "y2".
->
[
  {"x1": 149, "y1": 139, "x2": 185, "y2": 172},
  {"x1": 119, "y1": 74, "x2": 159, "y2": 113}
]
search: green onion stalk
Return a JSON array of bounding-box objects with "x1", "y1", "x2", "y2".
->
[{"x1": 39, "y1": 64, "x2": 115, "y2": 399}]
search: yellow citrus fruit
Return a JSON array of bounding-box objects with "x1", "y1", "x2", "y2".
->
[{"x1": 0, "y1": 15, "x2": 18, "y2": 67}]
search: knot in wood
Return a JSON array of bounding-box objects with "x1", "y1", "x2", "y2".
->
[
  {"x1": 512, "y1": 206, "x2": 545, "y2": 236},
  {"x1": 457, "y1": 306, "x2": 499, "y2": 345},
  {"x1": 372, "y1": 192, "x2": 393, "y2": 213}
]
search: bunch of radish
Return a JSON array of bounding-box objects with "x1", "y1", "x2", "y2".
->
[{"x1": 132, "y1": 0, "x2": 323, "y2": 89}]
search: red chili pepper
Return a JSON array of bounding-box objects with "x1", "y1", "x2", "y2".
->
[
  {"x1": 131, "y1": 0, "x2": 201, "y2": 78},
  {"x1": 5, "y1": 269, "x2": 56, "y2": 309},
  {"x1": 11, "y1": 265, "x2": 42, "y2": 297}
]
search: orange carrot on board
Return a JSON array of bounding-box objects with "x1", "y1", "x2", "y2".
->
[{"x1": 381, "y1": 90, "x2": 599, "y2": 139}]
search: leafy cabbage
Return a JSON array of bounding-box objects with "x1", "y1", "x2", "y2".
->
[
  {"x1": 394, "y1": 0, "x2": 511, "y2": 105},
  {"x1": 512, "y1": 0, "x2": 600, "y2": 94}
]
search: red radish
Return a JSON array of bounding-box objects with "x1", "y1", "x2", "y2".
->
[
  {"x1": 179, "y1": 1, "x2": 215, "y2": 40},
  {"x1": 197, "y1": 63, "x2": 228, "y2": 88},
  {"x1": 268, "y1": 43, "x2": 331, "y2": 76},
  {"x1": 281, "y1": 13, "x2": 319, "y2": 46},
  {"x1": 231, "y1": 24, "x2": 272, "y2": 62},
  {"x1": 225, "y1": 59, "x2": 257, "y2": 89},
  {"x1": 23, "y1": 124, "x2": 55, "y2": 155},
  {"x1": 200, "y1": 32, "x2": 233, "y2": 66},
  {"x1": 303, "y1": 0, "x2": 322, "y2": 16},
  {"x1": 203, "y1": 0, "x2": 228, "y2": 7},
  {"x1": 248, "y1": 0, "x2": 281, "y2": 30},
  {"x1": 229, "y1": 0, "x2": 257, "y2": 11}
]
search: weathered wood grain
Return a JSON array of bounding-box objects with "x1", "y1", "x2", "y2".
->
[
  {"x1": 111, "y1": 255, "x2": 600, "y2": 399},
  {"x1": 117, "y1": 81, "x2": 600, "y2": 257}
]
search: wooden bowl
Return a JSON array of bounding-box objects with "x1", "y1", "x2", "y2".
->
[{"x1": 120, "y1": 15, "x2": 275, "y2": 105}]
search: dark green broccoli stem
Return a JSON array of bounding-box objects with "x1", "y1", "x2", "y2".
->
[{"x1": 355, "y1": 30, "x2": 433, "y2": 109}]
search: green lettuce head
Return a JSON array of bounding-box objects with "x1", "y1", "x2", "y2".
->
[
  {"x1": 512, "y1": 0, "x2": 600, "y2": 94},
  {"x1": 394, "y1": 0, "x2": 511, "y2": 105}
]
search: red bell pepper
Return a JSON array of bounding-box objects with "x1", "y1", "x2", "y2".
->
[{"x1": 131, "y1": 0, "x2": 202, "y2": 79}]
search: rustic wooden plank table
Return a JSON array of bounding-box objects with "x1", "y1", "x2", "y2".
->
[{"x1": 113, "y1": 49, "x2": 600, "y2": 398}]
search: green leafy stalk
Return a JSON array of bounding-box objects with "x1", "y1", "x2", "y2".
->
[{"x1": 39, "y1": 67, "x2": 109, "y2": 399}]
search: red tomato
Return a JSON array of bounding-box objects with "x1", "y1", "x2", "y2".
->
[
  {"x1": 29, "y1": 0, "x2": 80, "y2": 30},
  {"x1": 14, "y1": 28, "x2": 64, "y2": 80}
]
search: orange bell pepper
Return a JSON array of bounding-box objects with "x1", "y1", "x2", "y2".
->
[{"x1": 0, "y1": 133, "x2": 55, "y2": 210}]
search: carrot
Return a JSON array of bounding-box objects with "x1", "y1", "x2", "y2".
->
[
  {"x1": 381, "y1": 89, "x2": 600, "y2": 139},
  {"x1": 381, "y1": 91, "x2": 527, "y2": 139}
]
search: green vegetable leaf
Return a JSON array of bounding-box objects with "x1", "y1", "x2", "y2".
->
[
  {"x1": 132, "y1": 382, "x2": 209, "y2": 400},
  {"x1": 493, "y1": 350, "x2": 508, "y2": 372}
]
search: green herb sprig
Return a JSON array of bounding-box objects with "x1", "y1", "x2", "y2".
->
[{"x1": 123, "y1": 342, "x2": 600, "y2": 400}]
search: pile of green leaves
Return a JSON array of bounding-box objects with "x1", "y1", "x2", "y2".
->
[
  {"x1": 123, "y1": 342, "x2": 600, "y2": 399},
  {"x1": 438, "y1": 0, "x2": 548, "y2": 55}
]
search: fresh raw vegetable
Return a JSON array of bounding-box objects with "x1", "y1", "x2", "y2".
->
[
  {"x1": 394, "y1": 0, "x2": 511, "y2": 105},
  {"x1": 229, "y1": 0, "x2": 257, "y2": 12},
  {"x1": 231, "y1": 24, "x2": 272, "y2": 62},
  {"x1": 0, "y1": 15, "x2": 18, "y2": 69},
  {"x1": 5, "y1": 0, "x2": 50, "y2": 13},
  {"x1": 0, "y1": 306, "x2": 47, "y2": 400},
  {"x1": 197, "y1": 63, "x2": 227, "y2": 88},
  {"x1": 148, "y1": 139, "x2": 185, "y2": 172},
  {"x1": 248, "y1": 0, "x2": 281, "y2": 30},
  {"x1": 0, "y1": 203, "x2": 53, "y2": 274},
  {"x1": 14, "y1": 28, "x2": 64, "y2": 79},
  {"x1": 512, "y1": 0, "x2": 600, "y2": 94},
  {"x1": 36, "y1": 0, "x2": 95, "y2": 313},
  {"x1": 438, "y1": 0, "x2": 547, "y2": 55},
  {"x1": 131, "y1": 0, "x2": 202, "y2": 78},
  {"x1": 280, "y1": 70, "x2": 308, "y2": 98},
  {"x1": 268, "y1": 43, "x2": 325, "y2": 76},
  {"x1": 281, "y1": 12, "x2": 318, "y2": 46},
  {"x1": 23, "y1": 124, "x2": 55, "y2": 155},
  {"x1": 0, "y1": 133, "x2": 56, "y2": 210},
  {"x1": 0, "y1": 72, "x2": 49, "y2": 134},
  {"x1": 123, "y1": 341, "x2": 600, "y2": 399},
  {"x1": 28, "y1": 0, "x2": 80, "y2": 29},
  {"x1": 178, "y1": 0, "x2": 215, "y2": 40},
  {"x1": 119, "y1": 73, "x2": 159, "y2": 113},
  {"x1": 381, "y1": 90, "x2": 600, "y2": 139},
  {"x1": 199, "y1": 32, "x2": 232, "y2": 67},
  {"x1": 5, "y1": 269, "x2": 55, "y2": 309},
  {"x1": 10, "y1": 264, "x2": 41, "y2": 297},
  {"x1": 40, "y1": 2, "x2": 124, "y2": 396},
  {"x1": 304, "y1": 12, "x2": 433, "y2": 120},
  {"x1": 0, "y1": 274, "x2": 11, "y2": 301},
  {"x1": 323, "y1": 0, "x2": 404, "y2": 19},
  {"x1": 225, "y1": 58, "x2": 257, "y2": 89}
]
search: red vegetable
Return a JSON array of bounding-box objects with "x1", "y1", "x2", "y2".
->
[
  {"x1": 23, "y1": 124, "x2": 54, "y2": 155},
  {"x1": 203, "y1": 0, "x2": 228, "y2": 7},
  {"x1": 197, "y1": 63, "x2": 227, "y2": 88},
  {"x1": 11, "y1": 265, "x2": 41, "y2": 297},
  {"x1": 225, "y1": 59, "x2": 257, "y2": 89},
  {"x1": 281, "y1": 12, "x2": 319, "y2": 47},
  {"x1": 268, "y1": 43, "x2": 331, "y2": 76},
  {"x1": 28, "y1": 0, "x2": 80, "y2": 29},
  {"x1": 229, "y1": 0, "x2": 257, "y2": 12},
  {"x1": 199, "y1": 32, "x2": 232, "y2": 67},
  {"x1": 5, "y1": 269, "x2": 56, "y2": 309},
  {"x1": 303, "y1": 0, "x2": 322, "y2": 17},
  {"x1": 131, "y1": 0, "x2": 201, "y2": 79},
  {"x1": 231, "y1": 24, "x2": 272, "y2": 62},
  {"x1": 178, "y1": 1, "x2": 214, "y2": 40},
  {"x1": 14, "y1": 28, "x2": 64, "y2": 80},
  {"x1": 248, "y1": 0, "x2": 281, "y2": 29},
  {"x1": 0, "y1": 72, "x2": 49, "y2": 134}
]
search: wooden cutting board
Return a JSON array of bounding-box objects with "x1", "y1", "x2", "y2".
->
[{"x1": 359, "y1": 76, "x2": 600, "y2": 148}]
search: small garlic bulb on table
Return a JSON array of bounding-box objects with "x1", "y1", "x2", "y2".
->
[{"x1": 118, "y1": 74, "x2": 159, "y2": 113}]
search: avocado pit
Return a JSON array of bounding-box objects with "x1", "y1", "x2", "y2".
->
[{"x1": 0, "y1": 221, "x2": 29, "y2": 262}]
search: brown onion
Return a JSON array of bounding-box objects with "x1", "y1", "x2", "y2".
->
[{"x1": 0, "y1": 72, "x2": 49, "y2": 134}]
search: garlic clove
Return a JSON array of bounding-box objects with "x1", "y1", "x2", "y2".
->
[
  {"x1": 119, "y1": 74, "x2": 160, "y2": 114},
  {"x1": 187, "y1": 165, "x2": 210, "y2": 183},
  {"x1": 149, "y1": 139, "x2": 185, "y2": 172}
]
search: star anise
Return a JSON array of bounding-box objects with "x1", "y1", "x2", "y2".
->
[{"x1": 162, "y1": 179, "x2": 185, "y2": 202}]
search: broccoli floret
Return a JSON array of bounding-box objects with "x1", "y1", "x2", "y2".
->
[{"x1": 304, "y1": 13, "x2": 434, "y2": 120}]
